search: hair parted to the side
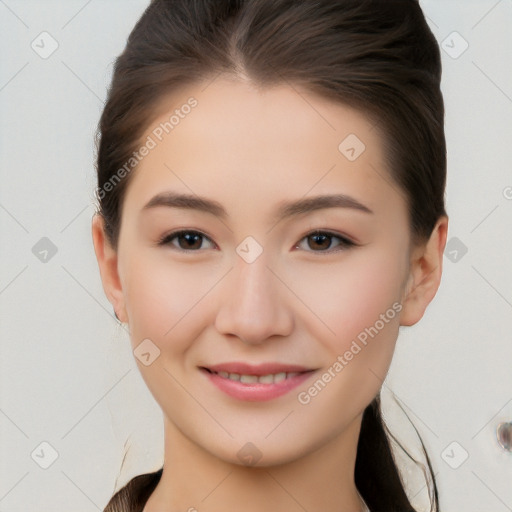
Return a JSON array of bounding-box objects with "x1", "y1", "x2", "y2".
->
[{"x1": 98, "y1": 1, "x2": 445, "y2": 511}]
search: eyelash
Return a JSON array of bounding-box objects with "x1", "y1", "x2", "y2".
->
[{"x1": 157, "y1": 229, "x2": 357, "y2": 254}]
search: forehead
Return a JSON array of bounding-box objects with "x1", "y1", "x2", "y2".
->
[
  {"x1": 122, "y1": 76, "x2": 406, "y2": 225},
  {"x1": 152, "y1": 77, "x2": 379, "y2": 163}
]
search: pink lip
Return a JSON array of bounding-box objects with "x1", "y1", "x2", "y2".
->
[{"x1": 200, "y1": 362, "x2": 316, "y2": 402}]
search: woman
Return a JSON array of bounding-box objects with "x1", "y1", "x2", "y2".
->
[{"x1": 92, "y1": 0, "x2": 447, "y2": 510}]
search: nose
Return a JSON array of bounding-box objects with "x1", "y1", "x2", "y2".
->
[{"x1": 214, "y1": 251, "x2": 294, "y2": 345}]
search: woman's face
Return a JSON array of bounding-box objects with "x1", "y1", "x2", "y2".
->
[{"x1": 102, "y1": 77, "x2": 419, "y2": 465}]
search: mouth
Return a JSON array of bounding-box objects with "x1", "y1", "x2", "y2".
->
[
  {"x1": 203, "y1": 368, "x2": 307, "y2": 384},
  {"x1": 199, "y1": 362, "x2": 316, "y2": 401}
]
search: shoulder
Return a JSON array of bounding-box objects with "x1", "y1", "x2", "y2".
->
[{"x1": 103, "y1": 467, "x2": 163, "y2": 512}]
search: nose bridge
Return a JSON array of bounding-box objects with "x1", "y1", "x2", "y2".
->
[
  {"x1": 214, "y1": 246, "x2": 293, "y2": 343},
  {"x1": 235, "y1": 250, "x2": 274, "y2": 309}
]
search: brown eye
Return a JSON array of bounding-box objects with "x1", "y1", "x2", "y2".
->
[
  {"x1": 296, "y1": 230, "x2": 355, "y2": 253},
  {"x1": 307, "y1": 233, "x2": 332, "y2": 251},
  {"x1": 158, "y1": 230, "x2": 215, "y2": 251}
]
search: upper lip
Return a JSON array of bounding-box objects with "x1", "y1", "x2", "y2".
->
[{"x1": 202, "y1": 362, "x2": 313, "y2": 375}]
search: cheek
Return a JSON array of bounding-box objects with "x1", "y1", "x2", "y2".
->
[
  {"x1": 121, "y1": 250, "x2": 224, "y2": 353},
  {"x1": 292, "y1": 249, "x2": 405, "y2": 422},
  {"x1": 288, "y1": 246, "x2": 406, "y2": 357}
]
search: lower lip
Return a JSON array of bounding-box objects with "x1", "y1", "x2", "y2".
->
[{"x1": 202, "y1": 369, "x2": 315, "y2": 401}]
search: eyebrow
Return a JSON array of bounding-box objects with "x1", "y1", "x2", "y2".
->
[{"x1": 142, "y1": 191, "x2": 373, "y2": 221}]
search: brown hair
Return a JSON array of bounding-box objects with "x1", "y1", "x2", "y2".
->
[{"x1": 98, "y1": 0, "x2": 445, "y2": 510}]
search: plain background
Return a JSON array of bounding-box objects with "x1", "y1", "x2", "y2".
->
[{"x1": 1, "y1": 0, "x2": 511, "y2": 510}]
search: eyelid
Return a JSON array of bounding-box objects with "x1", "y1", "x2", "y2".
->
[
  {"x1": 157, "y1": 228, "x2": 358, "y2": 254},
  {"x1": 157, "y1": 229, "x2": 217, "y2": 250},
  {"x1": 294, "y1": 229, "x2": 357, "y2": 254}
]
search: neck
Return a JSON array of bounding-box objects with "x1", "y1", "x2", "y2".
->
[{"x1": 144, "y1": 413, "x2": 366, "y2": 512}]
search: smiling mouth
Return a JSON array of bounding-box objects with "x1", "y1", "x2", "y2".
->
[
  {"x1": 199, "y1": 362, "x2": 317, "y2": 401},
  {"x1": 202, "y1": 367, "x2": 311, "y2": 385}
]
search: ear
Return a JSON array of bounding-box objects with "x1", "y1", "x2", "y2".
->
[
  {"x1": 91, "y1": 213, "x2": 128, "y2": 323},
  {"x1": 400, "y1": 216, "x2": 448, "y2": 326}
]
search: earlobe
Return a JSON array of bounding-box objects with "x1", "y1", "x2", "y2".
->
[
  {"x1": 400, "y1": 216, "x2": 448, "y2": 326},
  {"x1": 91, "y1": 213, "x2": 128, "y2": 323}
]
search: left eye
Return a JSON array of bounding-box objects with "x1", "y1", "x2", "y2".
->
[
  {"x1": 158, "y1": 229, "x2": 355, "y2": 253},
  {"x1": 295, "y1": 230, "x2": 355, "y2": 253}
]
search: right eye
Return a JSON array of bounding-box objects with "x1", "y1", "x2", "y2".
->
[{"x1": 157, "y1": 230, "x2": 216, "y2": 251}]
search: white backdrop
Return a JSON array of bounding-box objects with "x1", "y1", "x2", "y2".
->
[{"x1": 1, "y1": 1, "x2": 511, "y2": 510}]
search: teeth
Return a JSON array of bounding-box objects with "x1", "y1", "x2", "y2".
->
[
  {"x1": 240, "y1": 374, "x2": 258, "y2": 384},
  {"x1": 214, "y1": 370, "x2": 302, "y2": 384},
  {"x1": 273, "y1": 372, "x2": 287, "y2": 383},
  {"x1": 258, "y1": 373, "x2": 274, "y2": 384}
]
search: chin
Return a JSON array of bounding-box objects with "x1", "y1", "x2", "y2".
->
[{"x1": 195, "y1": 431, "x2": 322, "y2": 469}]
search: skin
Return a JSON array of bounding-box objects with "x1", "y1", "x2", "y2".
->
[{"x1": 92, "y1": 76, "x2": 448, "y2": 512}]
